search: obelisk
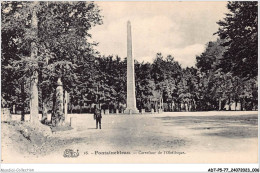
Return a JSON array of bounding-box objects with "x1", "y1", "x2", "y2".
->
[{"x1": 125, "y1": 21, "x2": 139, "y2": 114}]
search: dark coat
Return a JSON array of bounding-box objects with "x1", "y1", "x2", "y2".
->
[{"x1": 94, "y1": 109, "x2": 102, "y2": 120}]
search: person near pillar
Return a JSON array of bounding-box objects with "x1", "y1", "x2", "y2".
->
[{"x1": 94, "y1": 105, "x2": 102, "y2": 129}]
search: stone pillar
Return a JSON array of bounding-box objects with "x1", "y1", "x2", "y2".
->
[
  {"x1": 57, "y1": 78, "x2": 64, "y2": 110},
  {"x1": 52, "y1": 78, "x2": 65, "y2": 126},
  {"x1": 57, "y1": 78, "x2": 64, "y2": 122},
  {"x1": 125, "y1": 21, "x2": 139, "y2": 114}
]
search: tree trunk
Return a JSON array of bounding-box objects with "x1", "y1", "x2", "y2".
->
[
  {"x1": 21, "y1": 82, "x2": 25, "y2": 121},
  {"x1": 240, "y1": 98, "x2": 244, "y2": 111},
  {"x1": 218, "y1": 97, "x2": 222, "y2": 111},
  {"x1": 29, "y1": 3, "x2": 39, "y2": 124},
  {"x1": 30, "y1": 71, "x2": 39, "y2": 124},
  {"x1": 228, "y1": 97, "x2": 231, "y2": 111},
  {"x1": 117, "y1": 98, "x2": 120, "y2": 110},
  {"x1": 251, "y1": 100, "x2": 254, "y2": 111},
  {"x1": 41, "y1": 101, "x2": 48, "y2": 123},
  {"x1": 70, "y1": 104, "x2": 73, "y2": 114},
  {"x1": 80, "y1": 103, "x2": 82, "y2": 114},
  {"x1": 191, "y1": 99, "x2": 195, "y2": 111},
  {"x1": 12, "y1": 105, "x2": 15, "y2": 114},
  {"x1": 51, "y1": 89, "x2": 56, "y2": 124},
  {"x1": 70, "y1": 96, "x2": 73, "y2": 114},
  {"x1": 149, "y1": 99, "x2": 151, "y2": 111},
  {"x1": 161, "y1": 97, "x2": 164, "y2": 110},
  {"x1": 159, "y1": 97, "x2": 161, "y2": 109},
  {"x1": 41, "y1": 86, "x2": 48, "y2": 123},
  {"x1": 64, "y1": 91, "x2": 68, "y2": 122}
]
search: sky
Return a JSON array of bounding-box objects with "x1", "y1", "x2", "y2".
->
[{"x1": 90, "y1": 1, "x2": 228, "y2": 67}]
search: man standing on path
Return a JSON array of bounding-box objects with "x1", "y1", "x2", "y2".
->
[{"x1": 94, "y1": 105, "x2": 102, "y2": 129}]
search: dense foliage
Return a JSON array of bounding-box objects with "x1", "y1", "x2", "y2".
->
[
  {"x1": 1, "y1": 1, "x2": 103, "y2": 124},
  {"x1": 1, "y1": 1, "x2": 258, "y2": 119},
  {"x1": 216, "y1": 1, "x2": 258, "y2": 78}
]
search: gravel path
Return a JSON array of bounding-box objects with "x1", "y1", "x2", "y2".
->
[{"x1": 1, "y1": 111, "x2": 258, "y2": 163}]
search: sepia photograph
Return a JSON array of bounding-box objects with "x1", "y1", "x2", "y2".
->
[{"x1": 1, "y1": 0, "x2": 258, "y2": 168}]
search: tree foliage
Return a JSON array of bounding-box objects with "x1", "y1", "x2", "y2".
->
[
  {"x1": 1, "y1": 1, "x2": 103, "y2": 124},
  {"x1": 216, "y1": 1, "x2": 258, "y2": 78},
  {"x1": 1, "y1": 1, "x2": 258, "y2": 118}
]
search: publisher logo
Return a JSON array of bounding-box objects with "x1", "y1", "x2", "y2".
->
[{"x1": 63, "y1": 149, "x2": 79, "y2": 158}]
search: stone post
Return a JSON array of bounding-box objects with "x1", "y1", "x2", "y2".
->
[{"x1": 52, "y1": 78, "x2": 65, "y2": 126}]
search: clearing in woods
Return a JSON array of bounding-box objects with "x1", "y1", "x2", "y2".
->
[{"x1": 1, "y1": 111, "x2": 258, "y2": 163}]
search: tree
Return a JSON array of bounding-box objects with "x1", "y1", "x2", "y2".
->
[
  {"x1": 38, "y1": 2, "x2": 102, "y2": 125},
  {"x1": 216, "y1": 1, "x2": 258, "y2": 78},
  {"x1": 196, "y1": 39, "x2": 227, "y2": 110},
  {"x1": 1, "y1": 1, "x2": 103, "y2": 125},
  {"x1": 2, "y1": 1, "x2": 40, "y2": 122},
  {"x1": 135, "y1": 61, "x2": 153, "y2": 111}
]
